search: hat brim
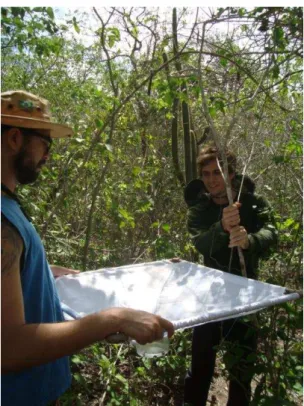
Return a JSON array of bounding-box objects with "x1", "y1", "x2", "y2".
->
[{"x1": 1, "y1": 115, "x2": 73, "y2": 138}]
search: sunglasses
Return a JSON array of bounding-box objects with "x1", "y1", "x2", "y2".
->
[{"x1": 21, "y1": 129, "x2": 53, "y2": 155}]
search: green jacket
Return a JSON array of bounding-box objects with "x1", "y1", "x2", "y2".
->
[{"x1": 184, "y1": 176, "x2": 277, "y2": 279}]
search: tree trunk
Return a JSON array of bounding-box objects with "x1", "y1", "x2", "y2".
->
[
  {"x1": 163, "y1": 51, "x2": 185, "y2": 187},
  {"x1": 173, "y1": 7, "x2": 194, "y2": 185}
]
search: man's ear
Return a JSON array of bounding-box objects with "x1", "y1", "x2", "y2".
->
[{"x1": 6, "y1": 128, "x2": 24, "y2": 153}]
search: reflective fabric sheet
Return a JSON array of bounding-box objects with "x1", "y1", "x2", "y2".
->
[{"x1": 55, "y1": 260, "x2": 300, "y2": 329}]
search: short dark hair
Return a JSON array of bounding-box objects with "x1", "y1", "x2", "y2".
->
[
  {"x1": 197, "y1": 143, "x2": 237, "y2": 177},
  {"x1": 1, "y1": 125, "x2": 12, "y2": 144},
  {"x1": 1, "y1": 124, "x2": 12, "y2": 133}
]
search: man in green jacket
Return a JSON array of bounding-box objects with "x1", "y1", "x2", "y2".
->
[{"x1": 183, "y1": 144, "x2": 277, "y2": 406}]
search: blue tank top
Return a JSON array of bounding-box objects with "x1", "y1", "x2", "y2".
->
[{"x1": 1, "y1": 195, "x2": 71, "y2": 406}]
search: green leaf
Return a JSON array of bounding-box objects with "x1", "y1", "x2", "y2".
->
[
  {"x1": 136, "y1": 366, "x2": 145, "y2": 376},
  {"x1": 209, "y1": 106, "x2": 216, "y2": 118},
  {"x1": 73, "y1": 372, "x2": 86, "y2": 385},
  {"x1": 46, "y1": 7, "x2": 54, "y2": 19},
  {"x1": 283, "y1": 218, "x2": 295, "y2": 228},
  {"x1": 273, "y1": 27, "x2": 284, "y2": 46},
  {"x1": 219, "y1": 57, "x2": 228, "y2": 67},
  {"x1": 115, "y1": 374, "x2": 127, "y2": 384},
  {"x1": 272, "y1": 64, "x2": 280, "y2": 79},
  {"x1": 215, "y1": 100, "x2": 225, "y2": 113},
  {"x1": 293, "y1": 382, "x2": 303, "y2": 393},
  {"x1": 107, "y1": 27, "x2": 120, "y2": 48},
  {"x1": 118, "y1": 208, "x2": 134, "y2": 228},
  {"x1": 162, "y1": 224, "x2": 171, "y2": 232},
  {"x1": 95, "y1": 118, "x2": 104, "y2": 129},
  {"x1": 164, "y1": 91, "x2": 173, "y2": 106},
  {"x1": 99, "y1": 354, "x2": 110, "y2": 369},
  {"x1": 132, "y1": 166, "x2": 141, "y2": 176},
  {"x1": 72, "y1": 17, "x2": 80, "y2": 34},
  {"x1": 71, "y1": 355, "x2": 84, "y2": 364}
]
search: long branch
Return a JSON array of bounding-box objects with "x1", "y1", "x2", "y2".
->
[{"x1": 198, "y1": 20, "x2": 247, "y2": 277}]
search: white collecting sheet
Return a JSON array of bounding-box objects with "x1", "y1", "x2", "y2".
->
[{"x1": 55, "y1": 260, "x2": 300, "y2": 330}]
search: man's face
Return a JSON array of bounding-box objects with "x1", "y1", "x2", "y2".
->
[
  {"x1": 201, "y1": 159, "x2": 234, "y2": 197},
  {"x1": 14, "y1": 131, "x2": 52, "y2": 185}
]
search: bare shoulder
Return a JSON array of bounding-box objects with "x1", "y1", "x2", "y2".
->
[{"x1": 1, "y1": 214, "x2": 24, "y2": 275}]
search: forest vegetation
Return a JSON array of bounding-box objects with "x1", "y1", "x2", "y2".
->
[{"x1": 1, "y1": 6, "x2": 303, "y2": 405}]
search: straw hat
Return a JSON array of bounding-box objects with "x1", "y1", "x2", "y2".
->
[{"x1": 1, "y1": 90, "x2": 73, "y2": 138}]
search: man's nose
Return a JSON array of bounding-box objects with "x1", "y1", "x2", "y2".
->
[
  {"x1": 44, "y1": 145, "x2": 52, "y2": 159},
  {"x1": 43, "y1": 151, "x2": 50, "y2": 161}
]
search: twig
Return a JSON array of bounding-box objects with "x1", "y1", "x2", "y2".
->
[
  {"x1": 99, "y1": 344, "x2": 124, "y2": 405},
  {"x1": 197, "y1": 20, "x2": 247, "y2": 276},
  {"x1": 237, "y1": 143, "x2": 255, "y2": 202}
]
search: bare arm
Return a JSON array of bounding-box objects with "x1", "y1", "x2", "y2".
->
[
  {"x1": 1, "y1": 218, "x2": 174, "y2": 374},
  {"x1": 50, "y1": 264, "x2": 80, "y2": 278}
]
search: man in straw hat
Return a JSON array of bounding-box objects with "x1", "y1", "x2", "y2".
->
[{"x1": 1, "y1": 90, "x2": 174, "y2": 406}]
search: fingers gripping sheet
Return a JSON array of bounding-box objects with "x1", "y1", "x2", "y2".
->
[{"x1": 55, "y1": 260, "x2": 300, "y2": 329}]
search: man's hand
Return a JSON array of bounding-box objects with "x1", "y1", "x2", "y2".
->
[
  {"x1": 50, "y1": 265, "x2": 80, "y2": 278},
  {"x1": 222, "y1": 202, "x2": 241, "y2": 232},
  {"x1": 229, "y1": 226, "x2": 250, "y2": 249},
  {"x1": 108, "y1": 308, "x2": 174, "y2": 345}
]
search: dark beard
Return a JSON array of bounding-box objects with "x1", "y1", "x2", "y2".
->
[{"x1": 14, "y1": 147, "x2": 46, "y2": 185}]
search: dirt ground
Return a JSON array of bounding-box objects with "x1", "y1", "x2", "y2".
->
[{"x1": 208, "y1": 376, "x2": 229, "y2": 405}]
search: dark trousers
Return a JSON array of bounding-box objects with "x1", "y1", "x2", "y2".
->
[{"x1": 184, "y1": 318, "x2": 257, "y2": 406}]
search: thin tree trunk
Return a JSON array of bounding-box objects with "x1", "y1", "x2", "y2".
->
[
  {"x1": 82, "y1": 159, "x2": 110, "y2": 271},
  {"x1": 172, "y1": 98, "x2": 185, "y2": 186},
  {"x1": 173, "y1": 7, "x2": 193, "y2": 184},
  {"x1": 163, "y1": 52, "x2": 185, "y2": 187},
  {"x1": 181, "y1": 93, "x2": 192, "y2": 184},
  {"x1": 191, "y1": 130, "x2": 197, "y2": 179}
]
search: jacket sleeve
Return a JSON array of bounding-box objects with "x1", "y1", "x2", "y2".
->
[
  {"x1": 246, "y1": 195, "x2": 278, "y2": 257},
  {"x1": 187, "y1": 204, "x2": 229, "y2": 257}
]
